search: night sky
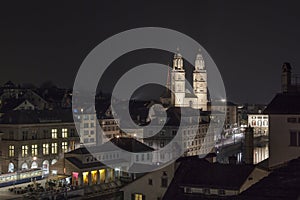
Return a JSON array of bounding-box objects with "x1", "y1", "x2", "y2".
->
[{"x1": 1, "y1": 0, "x2": 300, "y2": 104}]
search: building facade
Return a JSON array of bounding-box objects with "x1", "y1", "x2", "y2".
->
[{"x1": 0, "y1": 110, "x2": 80, "y2": 175}]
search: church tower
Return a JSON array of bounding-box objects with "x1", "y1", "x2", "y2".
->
[
  {"x1": 281, "y1": 62, "x2": 291, "y2": 93},
  {"x1": 193, "y1": 50, "x2": 207, "y2": 110},
  {"x1": 171, "y1": 51, "x2": 186, "y2": 107}
]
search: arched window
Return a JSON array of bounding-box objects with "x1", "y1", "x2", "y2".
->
[
  {"x1": 31, "y1": 161, "x2": 38, "y2": 169},
  {"x1": 42, "y1": 160, "x2": 49, "y2": 174},
  {"x1": 8, "y1": 162, "x2": 14, "y2": 173},
  {"x1": 21, "y1": 162, "x2": 28, "y2": 170}
]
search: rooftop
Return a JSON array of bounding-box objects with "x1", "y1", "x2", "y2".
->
[{"x1": 264, "y1": 93, "x2": 300, "y2": 114}]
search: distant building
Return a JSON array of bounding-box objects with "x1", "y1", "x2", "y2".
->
[
  {"x1": 247, "y1": 114, "x2": 269, "y2": 137},
  {"x1": 51, "y1": 137, "x2": 154, "y2": 186},
  {"x1": 264, "y1": 62, "x2": 300, "y2": 168},
  {"x1": 0, "y1": 109, "x2": 80, "y2": 175},
  {"x1": 143, "y1": 107, "x2": 215, "y2": 163},
  {"x1": 208, "y1": 101, "x2": 238, "y2": 128}
]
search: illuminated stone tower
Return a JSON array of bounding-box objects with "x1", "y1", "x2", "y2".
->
[
  {"x1": 193, "y1": 50, "x2": 207, "y2": 110},
  {"x1": 171, "y1": 51, "x2": 186, "y2": 107}
]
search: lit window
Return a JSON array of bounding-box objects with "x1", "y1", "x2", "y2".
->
[
  {"x1": 134, "y1": 193, "x2": 143, "y2": 200},
  {"x1": 62, "y1": 128, "x2": 68, "y2": 138},
  {"x1": 22, "y1": 145, "x2": 28, "y2": 157},
  {"x1": 43, "y1": 144, "x2": 49, "y2": 155},
  {"x1": 62, "y1": 142, "x2": 68, "y2": 153},
  {"x1": 8, "y1": 145, "x2": 14, "y2": 157},
  {"x1": 51, "y1": 143, "x2": 58, "y2": 154},
  {"x1": 51, "y1": 129, "x2": 57, "y2": 139},
  {"x1": 31, "y1": 144, "x2": 38, "y2": 156}
]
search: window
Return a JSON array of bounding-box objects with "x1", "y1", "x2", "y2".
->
[
  {"x1": 148, "y1": 178, "x2": 153, "y2": 185},
  {"x1": 51, "y1": 129, "x2": 57, "y2": 139},
  {"x1": 31, "y1": 144, "x2": 38, "y2": 156},
  {"x1": 290, "y1": 131, "x2": 298, "y2": 146},
  {"x1": 161, "y1": 172, "x2": 168, "y2": 187},
  {"x1": 141, "y1": 154, "x2": 144, "y2": 161},
  {"x1": 22, "y1": 131, "x2": 28, "y2": 140},
  {"x1": 9, "y1": 145, "x2": 14, "y2": 157},
  {"x1": 172, "y1": 130, "x2": 177, "y2": 136},
  {"x1": 43, "y1": 144, "x2": 49, "y2": 155},
  {"x1": 84, "y1": 123, "x2": 89, "y2": 128},
  {"x1": 62, "y1": 142, "x2": 68, "y2": 153},
  {"x1": 136, "y1": 155, "x2": 139, "y2": 162},
  {"x1": 161, "y1": 177, "x2": 168, "y2": 187},
  {"x1": 22, "y1": 145, "x2": 28, "y2": 157},
  {"x1": 132, "y1": 193, "x2": 144, "y2": 200},
  {"x1": 62, "y1": 128, "x2": 68, "y2": 138},
  {"x1": 51, "y1": 143, "x2": 58, "y2": 154},
  {"x1": 287, "y1": 117, "x2": 297, "y2": 123},
  {"x1": 70, "y1": 129, "x2": 75, "y2": 137},
  {"x1": 218, "y1": 189, "x2": 225, "y2": 195}
]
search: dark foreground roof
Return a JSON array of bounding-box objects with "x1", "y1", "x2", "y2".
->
[
  {"x1": 163, "y1": 158, "x2": 254, "y2": 200},
  {"x1": 264, "y1": 93, "x2": 300, "y2": 114},
  {"x1": 239, "y1": 157, "x2": 300, "y2": 200}
]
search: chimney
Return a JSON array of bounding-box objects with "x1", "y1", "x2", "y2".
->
[
  {"x1": 243, "y1": 126, "x2": 254, "y2": 164},
  {"x1": 281, "y1": 62, "x2": 292, "y2": 93}
]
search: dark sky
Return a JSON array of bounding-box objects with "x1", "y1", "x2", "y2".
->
[{"x1": 1, "y1": 0, "x2": 300, "y2": 104}]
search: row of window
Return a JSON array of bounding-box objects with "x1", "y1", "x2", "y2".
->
[
  {"x1": 287, "y1": 117, "x2": 300, "y2": 123},
  {"x1": 8, "y1": 142, "x2": 69, "y2": 157},
  {"x1": 135, "y1": 153, "x2": 151, "y2": 162},
  {"x1": 19, "y1": 128, "x2": 74, "y2": 141}
]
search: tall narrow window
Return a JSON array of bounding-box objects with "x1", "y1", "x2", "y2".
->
[
  {"x1": 51, "y1": 143, "x2": 58, "y2": 154},
  {"x1": 62, "y1": 142, "x2": 68, "y2": 153},
  {"x1": 43, "y1": 144, "x2": 49, "y2": 155},
  {"x1": 8, "y1": 145, "x2": 14, "y2": 157},
  {"x1": 31, "y1": 144, "x2": 38, "y2": 156},
  {"x1": 22, "y1": 145, "x2": 28, "y2": 157},
  {"x1": 290, "y1": 131, "x2": 297, "y2": 146},
  {"x1": 51, "y1": 129, "x2": 57, "y2": 139},
  {"x1": 62, "y1": 128, "x2": 68, "y2": 138}
]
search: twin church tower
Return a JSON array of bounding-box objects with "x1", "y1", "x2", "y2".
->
[{"x1": 161, "y1": 50, "x2": 208, "y2": 111}]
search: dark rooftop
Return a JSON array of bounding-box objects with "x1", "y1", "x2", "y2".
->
[
  {"x1": 67, "y1": 137, "x2": 154, "y2": 155},
  {"x1": 0, "y1": 109, "x2": 74, "y2": 124},
  {"x1": 163, "y1": 158, "x2": 254, "y2": 200},
  {"x1": 239, "y1": 157, "x2": 300, "y2": 200},
  {"x1": 264, "y1": 93, "x2": 300, "y2": 114}
]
